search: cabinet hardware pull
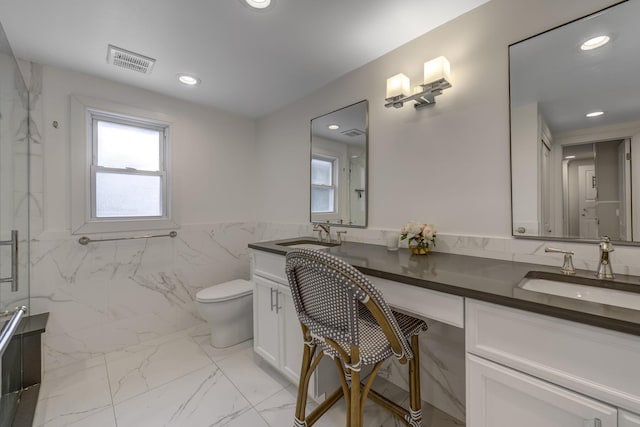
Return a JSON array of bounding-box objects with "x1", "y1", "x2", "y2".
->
[
  {"x1": 0, "y1": 230, "x2": 18, "y2": 292},
  {"x1": 270, "y1": 288, "x2": 278, "y2": 312},
  {"x1": 594, "y1": 418, "x2": 602, "y2": 427},
  {"x1": 275, "y1": 291, "x2": 282, "y2": 314}
]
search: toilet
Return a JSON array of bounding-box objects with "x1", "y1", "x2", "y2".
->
[{"x1": 195, "y1": 279, "x2": 253, "y2": 348}]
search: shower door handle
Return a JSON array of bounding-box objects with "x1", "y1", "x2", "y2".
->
[{"x1": 0, "y1": 230, "x2": 18, "y2": 292}]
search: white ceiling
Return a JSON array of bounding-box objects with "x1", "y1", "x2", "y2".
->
[{"x1": 0, "y1": 0, "x2": 489, "y2": 118}]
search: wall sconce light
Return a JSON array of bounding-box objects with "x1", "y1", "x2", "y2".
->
[{"x1": 385, "y1": 56, "x2": 452, "y2": 110}]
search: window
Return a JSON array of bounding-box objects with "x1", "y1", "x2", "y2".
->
[
  {"x1": 70, "y1": 95, "x2": 175, "y2": 234},
  {"x1": 311, "y1": 156, "x2": 337, "y2": 213},
  {"x1": 91, "y1": 113, "x2": 167, "y2": 219}
]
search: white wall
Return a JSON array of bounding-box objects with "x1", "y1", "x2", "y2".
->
[
  {"x1": 255, "y1": 0, "x2": 619, "y2": 236},
  {"x1": 29, "y1": 64, "x2": 260, "y2": 370},
  {"x1": 511, "y1": 103, "x2": 540, "y2": 235},
  {"x1": 40, "y1": 65, "x2": 257, "y2": 232}
]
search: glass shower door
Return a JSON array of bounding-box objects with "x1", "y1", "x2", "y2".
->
[{"x1": 0, "y1": 19, "x2": 31, "y2": 426}]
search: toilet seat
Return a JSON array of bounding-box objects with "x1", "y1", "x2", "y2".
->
[{"x1": 196, "y1": 279, "x2": 253, "y2": 303}]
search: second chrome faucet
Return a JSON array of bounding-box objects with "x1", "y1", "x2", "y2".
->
[
  {"x1": 596, "y1": 236, "x2": 615, "y2": 279},
  {"x1": 545, "y1": 236, "x2": 615, "y2": 279}
]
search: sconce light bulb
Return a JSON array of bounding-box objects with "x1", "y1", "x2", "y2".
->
[
  {"x1": 424, "y1": 56, "x2": 451, "y2": 85},
  {"x1": 386, "y1": 73, "x2": 410, "y2": 99}
]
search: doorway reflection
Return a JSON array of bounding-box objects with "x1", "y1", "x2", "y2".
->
[{"x1": 562, "y1": 139, "x2": 630, "y2": 240}]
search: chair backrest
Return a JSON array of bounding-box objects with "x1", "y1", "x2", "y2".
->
[{"x1": 285, "y1": 248, "x2": 413, "y2": 361}]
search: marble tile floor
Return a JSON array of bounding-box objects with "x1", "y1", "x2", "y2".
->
[{"x1": 33, "y1": 323, "x2": 464, "y2": 427}]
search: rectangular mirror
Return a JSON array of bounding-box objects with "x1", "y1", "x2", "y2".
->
[
  {"x1": 510, "y1": 0, "x2": 640, "y2": 244},
  {"x1": 310, "y1": 100, "x2": 368, "y2": 227}
]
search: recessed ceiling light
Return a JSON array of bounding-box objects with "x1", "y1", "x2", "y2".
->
[
  {"x1": 177, "y1": 74, "x2": 200, "y2": 86},
  {"x1": 328, "y1": 124, "x2": 340, "y2": 130},
  {"x1": 580, "y1": 35, "x2": 610, "y2": 51},
  {"x1": 565, "y1": 155, "x2": 576, "y2": 159},
  {"x1": 245, "y1": 0, "x2": 271, "y2": 9},
  {"x1": 586, "y1": 111, "x2": 604, "y2": 118}
]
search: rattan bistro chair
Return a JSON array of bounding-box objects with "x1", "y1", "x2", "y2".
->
[{"x1": 285, "y1": 248, "x2": 428, "y2": 427}]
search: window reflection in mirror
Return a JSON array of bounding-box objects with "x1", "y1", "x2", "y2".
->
[
  {"x1": 510, "y1": 0, "x2": 640, "y2": 244},
  {"x1": 310, "y1": 100, "x2": 368, "y2": 227}
]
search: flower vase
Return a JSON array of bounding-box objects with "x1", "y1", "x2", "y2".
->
[{"x1": 409, "y1": 244, "x2": 430, "y2": 255}]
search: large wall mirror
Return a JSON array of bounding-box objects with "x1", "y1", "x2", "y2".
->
[
  {"x1": 510, "y1": 0, "x2": 640, "y2": 244},
  {"x1": 310, "y1": 100, "x2": 368, "y2": 227}
]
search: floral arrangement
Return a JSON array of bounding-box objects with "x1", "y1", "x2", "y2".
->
[{"x1": 400, "y1": 221, "x2": 437, "y2": 251}]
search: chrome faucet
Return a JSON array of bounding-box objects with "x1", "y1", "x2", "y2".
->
[
  {"x1": 596, "y1": 236, "x2": 614, "y2": 279},
  {"x1": 545, "y1": 247, "x2": 576, "y2": 275},
  {"x1": 313, "y1": 223, "x2": 331, "y2": 243}
]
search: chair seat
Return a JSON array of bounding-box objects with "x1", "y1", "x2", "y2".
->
[{"x1": 318, "y1": 304, "x2": 427, "y2": 366}]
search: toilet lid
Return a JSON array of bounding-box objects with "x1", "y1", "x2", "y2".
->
[{"x1": 196, "y1": 279, "x2": 253, "y2": 303}]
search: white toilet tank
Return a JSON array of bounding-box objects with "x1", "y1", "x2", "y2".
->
[{"x1": 195, "y1": 279, "x2": 253, "y2": 348}]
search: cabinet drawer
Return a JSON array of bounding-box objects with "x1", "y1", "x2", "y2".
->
[
  {"x1": 368, "y1": 276, "x2": 464, "y2": 328},
  {"x1": 467, "y1": 354, "x2": 617, "y2": 427},
  {"x1": 252, "y1": 250, "x2": 287, "y2": 284},
  {"x1": 466, "y1": 299, "x2": 640, "y2": 413}
]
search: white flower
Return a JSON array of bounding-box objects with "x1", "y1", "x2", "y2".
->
[{"x1": 400, "y1": 220, "x2": 437, "y2": 245}]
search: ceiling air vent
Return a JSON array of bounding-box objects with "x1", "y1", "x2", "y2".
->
[
  {"x1": 341, "y1": 128, "x2": 365, "y2": 138},
  {"x1": 107, "y1": 44, "x2": 155, "y2": 75}
]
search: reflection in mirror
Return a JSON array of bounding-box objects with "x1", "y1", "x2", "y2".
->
[
  {"x1": 311, "y1": 100, "x2": 368, "y2": 227},
  {"x1": 510, "y1": 0, "x2": 640, "y2": 244}
]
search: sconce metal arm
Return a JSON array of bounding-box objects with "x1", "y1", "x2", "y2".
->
[{"x1": 384, "y1": 78, "x2": 451, "y2": 110}]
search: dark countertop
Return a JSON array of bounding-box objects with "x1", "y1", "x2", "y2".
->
[
  {"x1": 249, "y1": 239, "x2": 640, "y2": 337},
  {"x1": 16, "y1": 312, "x2": 49, "y2": 338}
]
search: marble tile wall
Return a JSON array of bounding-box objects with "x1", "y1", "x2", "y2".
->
[
  {"x1": 24, "y1": 60, "x2": 44, "y2": 239},
  {"x1": 256, "y1": 221, "x2": 640, "y2": 276},
  {"x1": 379, "y1": 320, "x2": 466, "y2": 422},
  {"x1": 31, "y1": 222, "x2": 255, "y2": 371}
]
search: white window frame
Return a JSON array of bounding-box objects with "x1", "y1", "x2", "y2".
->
[
  {"x1": 311, "y1": 155, "x2": 338, "y2": 217},
  {"x1": 70, "y1": 95, "x2": 177, "y2": 234}
]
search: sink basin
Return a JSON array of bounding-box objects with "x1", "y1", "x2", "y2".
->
[
  {"x1": 285, "y1": 243, "x2": 332, "y2": 250},
  {"x1": 518, "y1": 273, "x2": 640, "y2": 310},
  {"x1": 276, "y1": 240, "x2": 339, "y2": 251}
]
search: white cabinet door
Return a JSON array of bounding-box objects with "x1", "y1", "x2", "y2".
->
[
  {"x1": 279, "y1": 285, "x2": 304, "y2": 383},
  {"x1": 253, "y1": 276, "x2": 280, "y2": 367},
  {"x1": 620, "y1": 410, "x2": 640, "y2": 427},
  {"x1": 467, "y1": 354, "x2": 617, "y2": 427}
]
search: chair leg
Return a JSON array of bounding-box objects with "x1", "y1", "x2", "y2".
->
[
  {"x1": 407, "y1": 334, "x2": 423, "y2": 427},
  {"x1": 294, "y1": 331, "x2": 315, "y2": 427},
  {"x1": 349, "y1": 347, "x2": 362, "y2": 427}
]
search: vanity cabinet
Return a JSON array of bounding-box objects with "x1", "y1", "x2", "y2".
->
[
  {"x1": 253, "y1": 275, "x2": 283, "y2": 367},
  {"x1": 466, "y1": 299, "x2": 640, "y2": 427},
  {"x1": 253, "y1": 275, "x2": 304, "y2": 380},
  {"x1": 251, "y1": 250, "x2": 337, "y2": 400}
]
